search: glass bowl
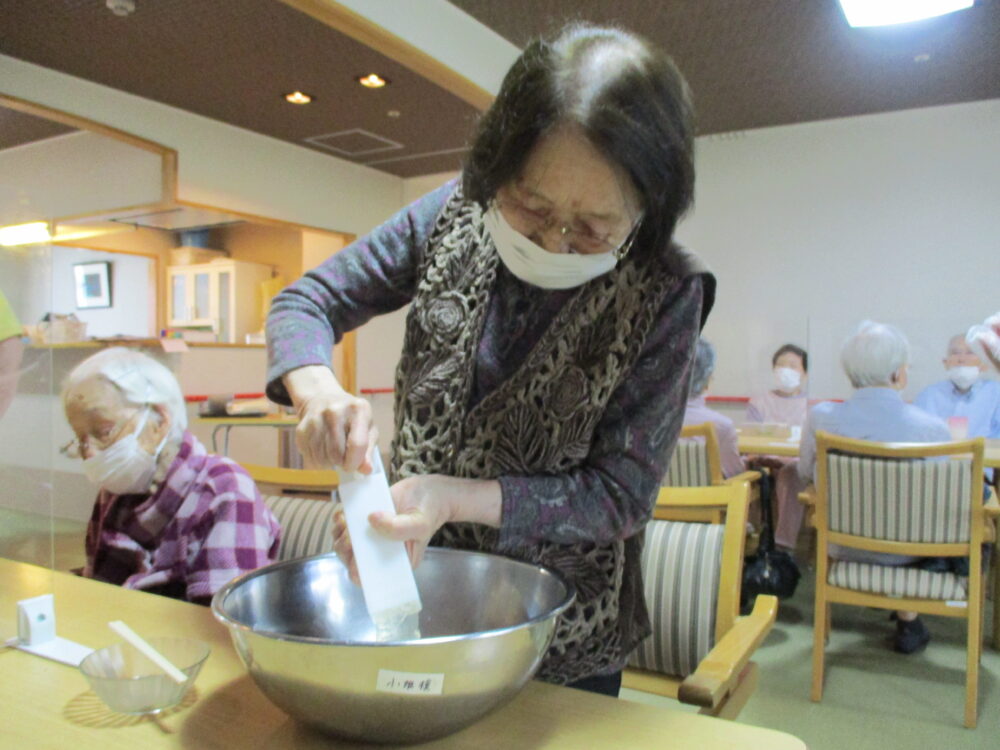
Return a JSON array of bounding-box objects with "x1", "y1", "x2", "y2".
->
[{"x1": 79, "y1": 636, "x2": 210, "y2": 715}]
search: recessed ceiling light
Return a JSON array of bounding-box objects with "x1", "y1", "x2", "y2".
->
[
  {"x1": 284, "y1": 91, "x2": 314, "y2": 105},
  {"x1": 838, "y1": 0, "x2": 973, "y2": 28},
  {"x1": 358, "y1": 73, "x2": 388, "y2": 89},
  {"x1": 387, "y1": 110, "x2": 401, "y2": 119}
]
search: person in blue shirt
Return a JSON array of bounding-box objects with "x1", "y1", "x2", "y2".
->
[
  {"x1": 914, "y1": 334, "x2": 1000, "y2": 441},
  {"x1": 798, "y1": 321, "x2": 951, "y2": 655}
]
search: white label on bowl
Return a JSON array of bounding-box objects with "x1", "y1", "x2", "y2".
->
[{"x1": 376, "y1": 669, "x2": 445, "y2": 695}]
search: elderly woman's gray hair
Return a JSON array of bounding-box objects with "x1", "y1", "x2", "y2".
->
[
  {"x1": 840, "y1": 321, "x2": 910, "y2": 388},
  {"x1": 63, "y1": 347, "x2": 188, "y2": 438},
  {"x1": 688, "y1": 338, "x2": 716, "y2": 397}
]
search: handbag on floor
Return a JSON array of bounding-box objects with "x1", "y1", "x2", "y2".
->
[{"x1": 742, "y1": 472, "x2": 800, "y2": 607}]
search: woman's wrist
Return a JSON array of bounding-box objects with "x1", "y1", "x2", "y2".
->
[
  {"x1": 283, "y1": 365, "x2": 344, "y2": 409},
  {"x1": 445, "y1": 477, "x2": 502, "y2": 528}
]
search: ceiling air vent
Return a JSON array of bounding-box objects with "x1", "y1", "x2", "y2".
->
[{"x1": 304, "y1": 129, "x2": 403, "y2": 157}]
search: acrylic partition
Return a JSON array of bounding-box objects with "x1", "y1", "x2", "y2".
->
[
  {"x1": 0, "y1": 245, "x2": 58, "y2": 641},
  {"x1": 0, "y1": 97, "x2": 173, "y2": 645},
  {"x1": 799, "y1": 313, "x2": 997, "y2": 421},
  {"x1": 698, "y1": 319, "x2": 813, "y2": 428}
]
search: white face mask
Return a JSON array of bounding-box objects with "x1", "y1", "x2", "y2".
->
[
  {"x1": 82, "y1": 407, "x2": 166, "y2": 495},
  {"x1": 947, "y1": 366, "x2": 980, "y2": 391},
  {"x1": 483, "y1": 205, "x2": 619, "y2": 290},
  {"x1": 774, "y1": 367, "x2": 802, "y2": 392}
]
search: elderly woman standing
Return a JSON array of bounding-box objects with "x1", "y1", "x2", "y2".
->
[
  {"x1": 798, "y1": 321, "x2": 950, "y2": 654},
  {"x1": 266, "y1": 24, "x2": 714, "y2": 696},
  {"x1": 62, "y1": 348, "x2": 280, "y2": 604}
]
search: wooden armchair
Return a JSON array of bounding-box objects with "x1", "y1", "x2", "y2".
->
[
  {"x1": 661, "y1": 422, "x2": 761, "y2": 522},
  {"x1": 623, "y1": 483, "x2": 778, "y2": 719},
  {"x1": 807, "y1": 431, "x2": 1000, "y2": 728},
  {"x1": 242, "y1": 463, "x2": 340, "y2": 562}
]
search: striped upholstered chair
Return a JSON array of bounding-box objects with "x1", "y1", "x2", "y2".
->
[
  {"x1": 242, "y1": 464, "x2": 340, "y2": 562},
  {"x1": 623, "y1": 483, "x2": 778, "y2": 718},
  {"x1": 806, "y1": 431, "x2": 999, "y2": 728},
  {"x1": 661, "y1": 422, "x2": 761, "y2": 522}
]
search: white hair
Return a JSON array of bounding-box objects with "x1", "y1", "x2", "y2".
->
[
  {"x1": 688, "y1": 338, "x2": 716, "y2": 397},
  {"x1": 840, "y1": 321, "x2": 910, "y2": 389},
  {"x1": 63, "y1": 347, "x2": 188, "y2": 438}
]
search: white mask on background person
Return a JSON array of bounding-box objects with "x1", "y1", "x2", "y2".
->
[
  {"x1": 773, "y1": 367, "x2": 802, "y2": 392},
  {"x1": 483, "y1": 205, "x2": 618, "y2": 290},
  {"x1": 947, "y1": 366, "x2": 980, "y2": 392},
  {"x1": 82, "y1": 407, "x2": 167, "y2": 495}
]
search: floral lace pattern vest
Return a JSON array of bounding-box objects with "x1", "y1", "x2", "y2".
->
[{"x1": 390, "y1": 187, "x2": 673, "y2": 683}]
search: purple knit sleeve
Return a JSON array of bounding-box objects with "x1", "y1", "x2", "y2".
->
[
  {"x1": 265, "y1": 181, "x2": 456, "y2": 404},
  {"x1": 496, "y1": 275, "x2": 705, "y2": 549}
]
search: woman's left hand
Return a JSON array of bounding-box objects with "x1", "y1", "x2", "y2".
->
[
  {"x1": 333, "y1": 475, "x2": 503, "y2": 583},
  {"x1": 371, "y1": 475, "x2": 503, "y2": 568}
]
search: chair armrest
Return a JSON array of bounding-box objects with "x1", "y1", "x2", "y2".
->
[
  {"x1": 720, "y1": 470, "x2": 762, "y2": 487},
  {"x1": 798, "y1": 485, "x2": 817, "y2": 507},
  {"x1": 677, "y1": 594, "x2": 778, "y2": 709}
]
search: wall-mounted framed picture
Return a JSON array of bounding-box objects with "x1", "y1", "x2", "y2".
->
[{"x1": 73, "y1": 261, "x2": 112, "y2": 309}]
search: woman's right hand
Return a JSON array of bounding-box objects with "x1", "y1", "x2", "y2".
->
[{"x1": 283, "y1": 365, "x2": 377, "y2": 472}]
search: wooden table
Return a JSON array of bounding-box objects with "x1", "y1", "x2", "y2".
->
[
  {"x1": 737, "y1": 436, "x2": 1000, "y2": 467},
  {"x1": 986, "y1": 439, "x2": 1000, "y2": 470},
  {"x1": 737, "y1": 434, "x2": 800, "y2": 458},
  {"x1": 196, "y1": 414, "x2": 298, "y2": 456},
  {"x1": 0, "y1": 558, "x2": 807, "y2": 749}
]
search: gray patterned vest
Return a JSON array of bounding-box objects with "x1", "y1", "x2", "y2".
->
[{"x1": 390, "y1": 187, "x2": 682, "y2": 683}]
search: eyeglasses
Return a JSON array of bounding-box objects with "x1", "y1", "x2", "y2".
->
[
  {"x1": 496, "y1": 189, "x2": 642, "y2": 258},
  {"x1": 60, "y1": 408, "x2": 144, "y2": 459}
]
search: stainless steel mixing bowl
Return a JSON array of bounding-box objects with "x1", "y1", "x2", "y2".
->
[{"x1": 212, "y1": 548, "x2": 574, "y2": 743}]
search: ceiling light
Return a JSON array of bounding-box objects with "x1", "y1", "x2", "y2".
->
[
  {"x1": 284, "y1": 91, "x2": 313, "y2": 105},
  {"x1": 358, "y1": 74, "x2": 388, "y2": 89},
  {"x1": 387, "y1": 110, "x2": 401, "y2": 119},
  {"x1": 0, "y1": 221, "x2": 51, "y2": 247},
  {"x1": 838, "y1": 0, "x2": 973, "y2": 27}
]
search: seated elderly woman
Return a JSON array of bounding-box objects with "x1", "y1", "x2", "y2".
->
[
  {"x1": 745, "y1": 343, "x2": 812, "y2": 553},
  {"x1": 682, "y1": 338, "x2": 744, "y2": 478},
  {"x1": 61, "y1": 347, "x2": 280, "y2": 604},
  {"x1": 798, "y1": 321, "x2": 950, "y2": 654}
]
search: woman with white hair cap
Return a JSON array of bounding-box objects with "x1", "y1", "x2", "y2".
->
[
  {"x1": 797, "y1": 321, "x2": 950, "y2": 654},
  {"x1": 61, "y1": 347, "x2": 280, "y2": 604}
]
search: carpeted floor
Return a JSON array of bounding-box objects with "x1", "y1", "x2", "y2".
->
[{"x1": 621, "y1": 555, "x2": 1000, "y2": 749}]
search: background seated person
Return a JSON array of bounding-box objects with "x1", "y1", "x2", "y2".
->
[
  {"x1": 61, "y1": 347, "x2": 280, "y2": 605},
  {"x1": 682, "y1": 338, "x2": 744, "y2": 478},
  {"x1": 914, "y1": 334, "x2": 1000, "y2": 441},
  {"x1": 798, "y1": 321, "x2": 951, "y2": 654},
  {"x1": 745, "y1": 343, "x2": 811, "y2": 552},
  {"x1": 746, "y1": 343, "x2": 810, "y2": 428}
]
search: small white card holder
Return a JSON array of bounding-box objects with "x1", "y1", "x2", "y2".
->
[{"x1": 8, "y1": 594, "x2": 93, "y2": 667}]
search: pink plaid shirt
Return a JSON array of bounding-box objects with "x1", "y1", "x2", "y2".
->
[{"x1": 83, "y1": 431, "x2": 280, "y2": 603}]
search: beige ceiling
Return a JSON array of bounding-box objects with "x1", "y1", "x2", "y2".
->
[
  {"x1": 451, "y1": 0, "x2": 1000, "y2": 134},
  {"x1": 0, "y1": 0, "x2": 481, "y2": 177},
  {"x1": 2, "y1": 1, "x2": 998, "y2": 176}
]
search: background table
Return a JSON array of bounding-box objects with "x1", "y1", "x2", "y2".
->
[
  {"x1": 738, "y1": 436, "x2": 1000, "y2": 467},
  {"x1": 737, "y1": 434, "x2": 800, "y2": 457},
  {"x1": 196, "y1": 413, "x2": 299, "y2": 456},
  {"x1": 986, "y1": 439, "x2": 1000, "y2": 470},
  {"x1": 0, "y1": 559, "x2": 807, "y2": 749}
]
